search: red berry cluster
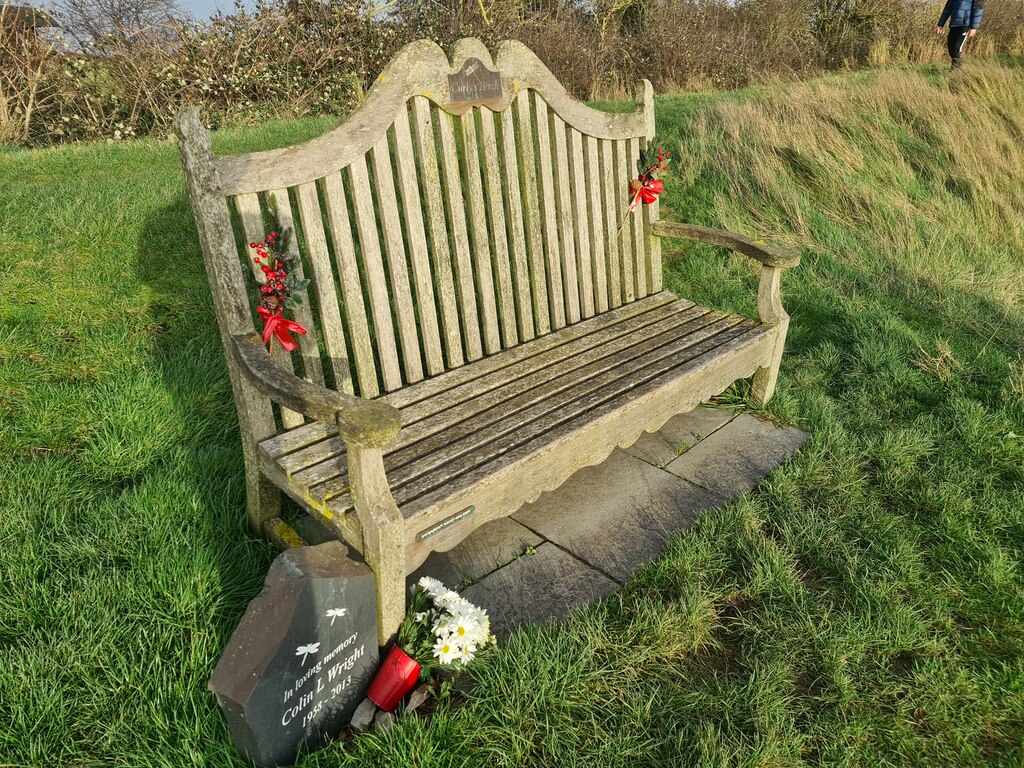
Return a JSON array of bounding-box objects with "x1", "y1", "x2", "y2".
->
[
  {"x1": 251, "y1": 231, "x2": 288, "y2": 312},
  {"x1": 641, "y1": 146, "x2": 671, "y2": 182}
]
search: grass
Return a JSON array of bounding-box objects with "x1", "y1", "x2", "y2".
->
[{"x1": 2, "y1": 60, "x2": 1023, "y2": 767}]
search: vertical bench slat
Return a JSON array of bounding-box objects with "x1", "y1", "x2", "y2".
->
[
  {"x1": 599, "y1": 139, "x2": 622, "y2": 310},
  {"x1": 265, "y1": 187, "x2": 326, "y2": 388},
  {"x1": 234, "y1": 191, "x2": 304, "y2": 428},
  {"x1": 627, "y1": 137, "x2": 648, "y2": 299},
  {"x1": 371, "y1": 135, "x2": 425, "y2": 384},
  {"x1": 390, "y1": 111, "x2": 445, "y2": 376},
  {"x1": 409, "y1": 97, "x2": 469, "y2": 368},
  {"x1": 498, "y1": 104, "x2": 536, "y2": 342},
  {"x1": 614, "y1": 140, "x2": 636, "y2": 304},
  {"x1": 458, "y1": 111, "x2": 502, "y2": 355},
  {"x1": 322, "y1": 173, "x2": 379, "y2": 398},
  {"x1": 569, "y1": 128, "x2": 595, "y2": 318},
  {"x1": 513, "y1": 90, "x2": 550, "y2": 336},
  {"x1": 531, "y1": 95, "x2": 566, "y2": 331},
  {"x1": 479, "y1": 107, "x2": 519, "y2": 348},
  {"x1": 348, "y1": 156, "x2": 403, "y2": 391},
  {"x1": 551, "y1": 112, "x2": 581, "y2": 324},
  {"x1": 432, "y1": 105, "x2": 483, "y2": 363},
  {"x1": 640, "y1": 138, "x2": 662, "y2": 293},
  {"x1": 584, "y1": 136, "x2": 609, "y2": 314},
  {"x1": 291, "y1": 183, "x2": 353, "y2": 394}
]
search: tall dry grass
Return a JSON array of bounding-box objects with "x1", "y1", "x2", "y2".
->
[{"x1": 675, "y1": 62, "x2": 1024, "y2": 312}]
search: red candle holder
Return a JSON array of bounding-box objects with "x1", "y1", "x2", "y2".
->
[{"x1": 366, "y1": 646, "x2": 421, "y2": 712}]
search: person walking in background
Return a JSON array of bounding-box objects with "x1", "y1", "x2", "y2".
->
[{"x1": 936, "y1": 0, "x2": 985, "y2": 69}]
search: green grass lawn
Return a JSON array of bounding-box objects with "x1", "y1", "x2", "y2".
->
[{"x1": 2, "y1": 61, "x2": 1023, "y2": 767}]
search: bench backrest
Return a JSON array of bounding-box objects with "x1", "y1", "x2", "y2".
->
[{"x1": 179, "y1": 38, "x2": 660, "y2": 429}]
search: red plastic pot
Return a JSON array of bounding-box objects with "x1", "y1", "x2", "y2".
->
[{"x1": 366, "y1": 646, "x2": 421, "y2": 712}]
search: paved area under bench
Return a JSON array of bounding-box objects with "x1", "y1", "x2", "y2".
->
[{"x1": 409, "y1": 408, "x2": 808, "y2": 639}]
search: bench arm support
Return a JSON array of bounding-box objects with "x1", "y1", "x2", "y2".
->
[
  {"x1": 231, "y1": 332, "x2": 401, "y2": 448},
  {"x1": 651, "y1": 220, "x2": 801, "y2": 405},
  {"x1": 651, "y1": 220, "x2": 801, "y2": 269}
]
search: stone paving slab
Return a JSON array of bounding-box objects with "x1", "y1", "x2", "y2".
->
[
  {"x1": 622, "y1": 407, "x2": 738, "y2": 467},
  {"x1": 512, "y1": 450, "x2": 724, "y2": 583},
  {"x1": 461, "y1": 543, "x2": 619, "y2": 639},
  {"x1": 408, "y1": 517, "x2": 543, "y2": 590},
  {"x1": 663, "y1": 413, "x2": 808, "y2": 498}
]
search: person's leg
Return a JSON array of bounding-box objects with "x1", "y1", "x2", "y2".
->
[{"x1": 948, "y1": 25, "x2": 969, "y2": 68}]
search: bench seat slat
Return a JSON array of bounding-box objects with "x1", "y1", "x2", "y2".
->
[
  {"x1": 256, "y1": 292, "x2": 675, "y2": 459},
  {"x1": 309, "y1": 317, "x2": 766, "y2": 517},
  {"x1": 398, "y1": 322, "x2": 767, "y2": 519},
  {"x1": 289, "y1": 305, "x2": 725, "y2": 494},
  {"x1": 275, "y1": 299, "x2": 699, "y2": 481},
  {"x1": 258, "y1": 301, "x2": 769, "y2": 523}
]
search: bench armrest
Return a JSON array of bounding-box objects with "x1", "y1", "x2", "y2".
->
[
  {"x1": 231, "y1": 332, "x2": 401, "y2": 448},
  {"x1": 651, "y1": 220, "x2": 801, "y2": 269}
]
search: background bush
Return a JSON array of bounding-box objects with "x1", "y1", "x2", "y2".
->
[{"x1": 4, "y1": 0, "x2": 1024, "y2": 146}]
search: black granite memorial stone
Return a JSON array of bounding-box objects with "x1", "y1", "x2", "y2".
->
[{"x1": 209, "y1": 542, "x2": 378, "y2": 767}]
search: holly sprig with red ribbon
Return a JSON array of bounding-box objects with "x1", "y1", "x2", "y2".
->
[
  {"x1": 619, "y1": 142, "x2": 670, "y2": 232},
  {"x1": 248, "y1": 228, "x2": 310, "y2": 352}
]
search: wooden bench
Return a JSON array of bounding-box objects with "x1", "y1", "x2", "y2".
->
[{"x1": 174, "y1": 37, "x2": 800, "y2": 645}]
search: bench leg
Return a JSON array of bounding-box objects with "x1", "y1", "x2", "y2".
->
[
  {"x1": 243, "y1": 445, "x2": 281, "y2": 534},
  {"x1": 751, "y1": 265, "x2": 790, "y2": 407},
  {"x1": 348, "y1": 444, "x2": 406, "y2": 647},
  {"x1": 751, "y1": 357, "x2": 781, "y2": 406}
]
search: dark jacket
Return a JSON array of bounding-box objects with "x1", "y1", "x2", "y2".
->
[{"x1": 939, "y1": 0, "x2": 985, "y2": 29}]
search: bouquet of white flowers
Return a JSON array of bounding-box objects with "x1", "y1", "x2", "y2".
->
[
  {"x1": 366, "y1": 577, "x2": 497, "y2": 712},
  {"x1": 412, "y1": 577, "x2": 497, "y2": 666}
]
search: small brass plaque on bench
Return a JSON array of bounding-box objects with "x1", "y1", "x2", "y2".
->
[
  {"x1": 416, "y1": 506, "x2": 476, "y2": 541},
  {"x1": 447, "y1": 58, "x2": 502, "y2": 113}
]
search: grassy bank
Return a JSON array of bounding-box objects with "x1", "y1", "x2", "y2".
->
[{"x1": 2, "y1": 61, "x2": 1022, "y2": 767}]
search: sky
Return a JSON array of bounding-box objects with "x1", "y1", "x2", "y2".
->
[{"x1": 176, "y1": 0, "x2": 252, "y2": 20}]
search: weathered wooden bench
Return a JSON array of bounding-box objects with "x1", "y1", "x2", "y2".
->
[{"x1": 175, "y1": 38, "x2": 799, "y2": 645}]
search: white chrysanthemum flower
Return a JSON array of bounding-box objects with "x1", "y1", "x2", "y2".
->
[
  {"x1": 418, "y1": 576, "x2": 447, "y2": 598},
  {"x1": 433, "y1": 636, "x2": 458, "y2": 664},
  {"x1": 433, "y1": 615, "x2": 452, "y2": 636},
  {"x1": 414, "y1": 611, "x2": 427, "y2": 624},
  {"x1": 451, "y1": 615, "x2": 479, "y2": 643}
]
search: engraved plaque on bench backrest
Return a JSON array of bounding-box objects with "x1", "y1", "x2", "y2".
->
[{"x1": 447, "y1": 57, "x2": 503, "y2": 113}]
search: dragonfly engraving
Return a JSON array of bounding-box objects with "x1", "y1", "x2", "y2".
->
[
  {"x1": 326, "y1": 608, "x2": 347, "y2": 625},
  {"x1": 295, "y1": 643, "x2": 320, "y2": 665}
]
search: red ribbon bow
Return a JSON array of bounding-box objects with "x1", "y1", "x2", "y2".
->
[
  {"x1": 258, "y1": 306, "x2": 308, "y2": 352},
  {"x1": 628, "y1": 178, "x2": 664, "y2": 214}
]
